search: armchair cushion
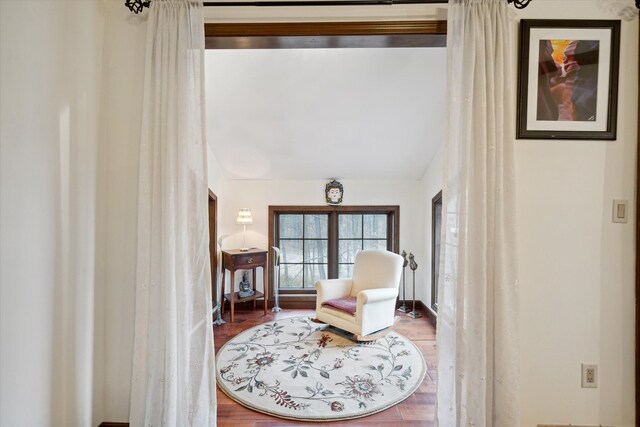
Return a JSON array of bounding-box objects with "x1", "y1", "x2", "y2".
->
[
  {"x1": 321, "y1": 296, "x2": 357, "y2": 316},
  {"x1": 315, "y1": 278, "x2": 353, "y2": 311}
]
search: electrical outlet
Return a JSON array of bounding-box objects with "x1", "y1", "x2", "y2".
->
[{"x1": 581, "y1": 363, "x2": 597, "y2": 388}]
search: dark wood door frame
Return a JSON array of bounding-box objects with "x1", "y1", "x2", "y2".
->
[
  {"x1": 208, "y1": 190, "x2": 218, "y2": 313},
  {"x1": 431, "y1": 190, "x2": 442, "y2": 314},
  {"x1": 205, "y1": 20, "x2": 447, "y2": 49}
]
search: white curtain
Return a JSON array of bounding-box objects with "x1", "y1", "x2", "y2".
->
[
  {"x1": 130, "y1": 1, "x2": 216, "y2": 426},
  {"x1": 436, "y1": 0, "x2": 519, "y2": 426}
]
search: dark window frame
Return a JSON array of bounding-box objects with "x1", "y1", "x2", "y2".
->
[
  {"x1": 431, "y1": 191, "x2": 442, "y2": 313},
  {"x1": 277, "y1": 213, "x2": 329, "y2": 291},
  {"x1": 268, "y1": 205, "x2": 399, "y2": 298}
]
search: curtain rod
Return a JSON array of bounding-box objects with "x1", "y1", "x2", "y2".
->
[
  {"x1": 125, "y1": 0, "x2": 536, "y2": 13},
  {"x1": 203, "y1": 0, "x2": 452, "y2": 5}
]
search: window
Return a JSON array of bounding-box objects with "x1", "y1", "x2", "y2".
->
[
  {"x1": 338, "y1": 214, "x2": 388, "y2": 278},
  {"x1": 278, "y1": 214, "x2": 328, "y2": 289},
  {"x1": 269, "y1": 206, "x2": 399, "y2": 296},
  {"x1": 431, "y1": 191, "x2": 442, "y2": 312}
]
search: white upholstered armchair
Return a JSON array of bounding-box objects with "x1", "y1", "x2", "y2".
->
[{"x1": 315, "y1": 249, "x2": 403, "y2": 340}]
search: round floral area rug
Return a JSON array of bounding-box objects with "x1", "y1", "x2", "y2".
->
[{"x1": 216, "y1": 316, "x2": 426, "y2": 422}]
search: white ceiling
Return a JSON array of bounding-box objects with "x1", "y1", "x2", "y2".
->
[{"x1": 205, "y1": 47, "x2": 447, "y2": 180}]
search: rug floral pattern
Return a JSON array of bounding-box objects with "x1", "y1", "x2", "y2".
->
[{"x1": 216, "y1": 317, "x2": 426, "y2": 421}]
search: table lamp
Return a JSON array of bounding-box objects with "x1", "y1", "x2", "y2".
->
[{"x1": 236, "y1": 208, "x2": 253, "y2": 251}]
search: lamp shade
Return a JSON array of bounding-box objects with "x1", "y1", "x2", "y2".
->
[{"x1": 236, "y1": 208, "x2": 253, "y2": 225}]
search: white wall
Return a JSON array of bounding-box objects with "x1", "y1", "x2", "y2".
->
[
  {"x1": 0, "y1": 1, "x2": 104, "y2": 425},
  {"x1": 514, "y1": 2, "x2": 637, "y2": 426},
  {"x1": 218, "y1": 179, "x2": 425, "y2": 299},
  {"x1": 208, "y1": 147, "x2": 228, "y2": 202},
  {"x1": 420, "y1": 145, "x2": 444, "y2": 313},
  {"x1": 94, "y1": 2, "x2": 147, "y2": 423}
]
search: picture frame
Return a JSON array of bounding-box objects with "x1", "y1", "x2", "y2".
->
[{"x1": 516, "y1": 19, "x2": 621, "y2": 140}]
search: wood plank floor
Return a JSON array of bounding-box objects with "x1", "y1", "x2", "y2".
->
[{"x1": 214, "y1": 307, "x2": 437, "y2": 426}]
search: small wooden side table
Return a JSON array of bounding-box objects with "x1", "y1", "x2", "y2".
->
[{"x1": 221, "y1": 248, "x2": 268, "y2": 322}]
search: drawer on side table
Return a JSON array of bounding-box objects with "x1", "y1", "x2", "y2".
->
[{"x1": 227, "y1": 252, "x2": 266, "y2": 269}]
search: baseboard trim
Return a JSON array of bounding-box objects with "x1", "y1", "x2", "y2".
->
[
  {"x1": 98, "y1": 423, "x2": 129, "y2": 427},
  {"x1": 224, "y1": 298, "x2": 439, "y2": 318},
  {"x1": 416, "y1": 300, "x2": 437, "y2": 325},
  {"x1": 538, "y1": 425, "x2": 610, "y2": 427},
  {"x1": 271, "y1": 295, "x2": 317, "y2": 309},
  {"x1": 395, "y1": 300, "x2": 437, "y2": 326}
]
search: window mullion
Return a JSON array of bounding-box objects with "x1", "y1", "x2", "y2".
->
[
  {"x1": 328, "y1": 212, "x2": 338, "y2": 279},
  {"x1": 302, "y1": 215, "x2": 306, "y2": 288},
  {"x1": 361, "y1": 213, "x2": 364, "y2": 250}
]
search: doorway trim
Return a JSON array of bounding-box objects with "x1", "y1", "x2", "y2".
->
[
  {"x1": 205, "y1": 20, "x2": 447, "y2": 36},
  {"x1": 205, "y1": 20, "x2": 447, "y2": 49},
  {"x1": 208, "y1": 190, "x2": 218, "y2": 314}
]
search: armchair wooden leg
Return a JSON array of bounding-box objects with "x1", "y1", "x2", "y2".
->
[{"x1": 354, "y1": 316, "x2": 400, "y2": 342}]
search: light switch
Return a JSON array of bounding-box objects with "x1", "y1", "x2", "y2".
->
[{"x1": 612, "y1": 199, "x2": 628, "y2": 223}]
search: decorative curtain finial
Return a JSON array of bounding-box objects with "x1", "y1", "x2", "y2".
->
[
  {"x1": 126, "y1": 0, "x2": 151, "y2": 14},
  {"x1": 507, "y1": 0, "x2": 532, "y2": 9}
]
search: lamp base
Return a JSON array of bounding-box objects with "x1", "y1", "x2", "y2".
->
[
  {"x1": 213, "y1": 304, "x2": 226, "y2": 326},
  {"x1": 407, "y1": 310, "x2": 422, "y2": 319},
  {"x1": 397, "y1": 305, "x2": 409, "y2": 313},
  {"x1": 271, "y1": 306, "x2": 282, "y2": 312},
  {"x1": 240, "y1": 247, "x2": 249, "y2": 252}
]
